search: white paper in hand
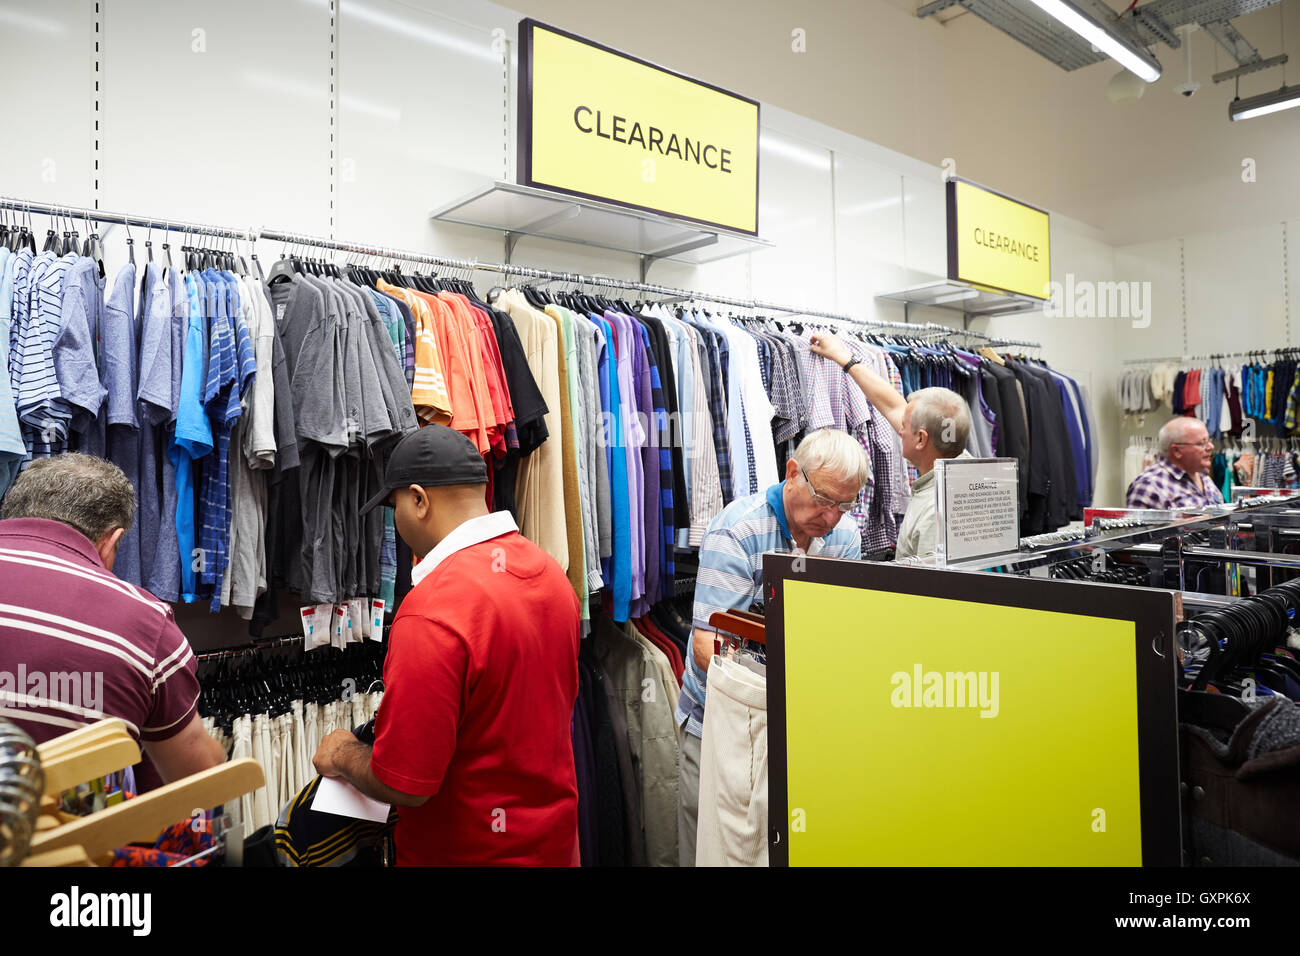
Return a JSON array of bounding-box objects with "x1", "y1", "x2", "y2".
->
[{"x1": 312, "y1": 776, "x2": 391, "y2": 823}]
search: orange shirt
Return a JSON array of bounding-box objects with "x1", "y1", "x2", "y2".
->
[
  {"x1": 410, "y1": 290, "x2": 489, "y2": 455},
  {"x1": 376, "y1": 281, "x2": 451, "y2": 425},
  {"x1": 442, "y1": 292, "x2": 510, "y2": 458},
  {"x1": 437, "y1": 291, "x2": 503, "y2": 457}
]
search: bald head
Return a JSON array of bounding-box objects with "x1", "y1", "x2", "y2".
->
[
  {"x1": 1158, "y1": 417, "x2": 1206, "y2": 456},
  {"x1": 1158, "y1": 416, "x2": 1213, "y2": 475}
]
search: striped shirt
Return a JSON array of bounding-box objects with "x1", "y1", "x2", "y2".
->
[
  {"x1": 16, "y1": 252, "x2": 74, "y2": 460},
  {"x1": 675, "y1": 482, "x2": 861, "y2": 738},
  {"x1": 199, "y1": 271, "x2": 241, "y2": 611},
  {"x1": 0, "y1": 517, "x2": 201, "y2": 755}
]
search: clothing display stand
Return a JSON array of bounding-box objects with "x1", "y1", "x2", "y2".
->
[
  {"x1": 762, "y1": 553, "x2": 1182, "y2": 866},
  {"x1": 21, "y1": 718, "x2": 264, "y2": 866}
]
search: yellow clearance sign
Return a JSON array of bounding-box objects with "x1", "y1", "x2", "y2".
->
[
  {"x1": 518, "y1": 20, "x2": 760, "y2": 235},
  {"x1": 781, "y1": 580, "x2": 1143, "y2": 866},
  {"x1": 947, "y1": 178, "x2": 1051, "y2": 299}
]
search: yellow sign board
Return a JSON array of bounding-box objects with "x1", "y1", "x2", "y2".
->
[
  {"x1": 780, "y1": 580, "x2": 1144, "y2": 866},
  {"x1": 518, "y1": 19, "x2": 760, "y2": 235},
  {"x1": 947, "y1": 179, "x2": 1051, "y2": 299}
]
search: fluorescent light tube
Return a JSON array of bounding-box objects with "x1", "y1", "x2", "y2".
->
[
  {"x1": 1230, "y1": 85, "x2": 1300, "y2": 121},
  {"x1": 1026, "y1": 0, "x2": 1162, "y2": 82}
]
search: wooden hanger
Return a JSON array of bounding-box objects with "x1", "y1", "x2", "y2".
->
[
  {"x1": 977, "y1": 346, "x2": 1006, "y2": 366},
  {"x1": 38, "y1": 724, "x2": 140, "y2": 795},
  {"x1": 19, "y1": 718, "x2": 265, "y2": 865},
  {"x1": 28, "y1": 758, "x2": 264, "y2": 863},
  {"x1": 709, "y1": 610, "x2": 766, "y2": 646},
  {"x1": 36, "y1": 718, "x2": 131, "y2": 760}
]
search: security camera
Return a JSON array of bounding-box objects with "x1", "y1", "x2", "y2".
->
[{"x1": 1176, "y1": 81, "x2": 1200, "y2": 98}]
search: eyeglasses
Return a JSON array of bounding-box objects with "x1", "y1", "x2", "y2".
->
[
  {"x1": 800, "y1": 466, "x2": 858, "y2": 513},
  {"x1": 1170, "y1": 438, "x2": 1215, "y2": 448}
]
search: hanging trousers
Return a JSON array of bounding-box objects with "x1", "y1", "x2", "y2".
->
[{"x1": 695, "y1": 656, "x2": 769, "y2": 867}]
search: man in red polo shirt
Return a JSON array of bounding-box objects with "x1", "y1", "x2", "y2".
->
[{"x1": 312, "y1": 425, "x2": 581, "y2": 866}]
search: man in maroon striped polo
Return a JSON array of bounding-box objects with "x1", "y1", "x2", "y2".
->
[{"x1": 0, "y1": 454, "x2": 224, "y2": 789}]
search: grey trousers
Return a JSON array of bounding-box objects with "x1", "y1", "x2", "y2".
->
[{"x1": 678, "y1": 727, "x2": 701, "y2": 867}]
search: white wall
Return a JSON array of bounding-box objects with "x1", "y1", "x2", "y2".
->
[{"x1": 0, "y1": 0, "x2": 1157, "y2": 515}]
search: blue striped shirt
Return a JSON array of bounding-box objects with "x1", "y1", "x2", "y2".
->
[
  {"x1": 0, "y1": 248, "x2": 23, "y2": 497},
  {"x1": 198, "y1": 271, "x2": 242, "y2": 611},
  {"x1": 675, "y1": 481, "x2": 861, "y2": 738}
]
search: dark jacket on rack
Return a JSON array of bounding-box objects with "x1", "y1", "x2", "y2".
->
[
  {"x1": 981, "y1": 361, "x2": 1030, "y2": 515},
  {"x1": 1180, "y1": 691, "x2": 1300, "y2": 866},
  {"x1": 1009, "y1": 360, "x2": 1080, "y2": 531}
]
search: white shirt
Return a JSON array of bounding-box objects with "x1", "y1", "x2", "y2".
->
[{"x1": 410, "y1": 511, "x2": 519, "y2": 586}]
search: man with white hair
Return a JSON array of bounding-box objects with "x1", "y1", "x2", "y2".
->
[
  {"x1": 1126, "y1": 416, "x2": 1223, "y2": 509},
  {"x1": 809, "y1": 332, "x2": 972, "y2": 560},
  {"x1": 676, "y1": 427, "x2": 868, "y2": 865}
]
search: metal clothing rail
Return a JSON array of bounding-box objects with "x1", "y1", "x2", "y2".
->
[
  {"x1": 1123, "y1": 348, "x2": 1282, "y2": 366},
  {"x1": 0, "y1": 194, "x2": 258, "y2": 241},
  {"x1": 0, "y1": 194, "x2": 1049, "y2": 346}
]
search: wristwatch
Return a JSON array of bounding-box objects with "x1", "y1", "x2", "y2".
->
[{"x1": 842, "y1": 357, "x2": 860, "y2": 373}]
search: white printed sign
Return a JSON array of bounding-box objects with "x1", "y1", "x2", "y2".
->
[{"x1": 934, "y1": 457, "x2": 1020, "y2": 565}]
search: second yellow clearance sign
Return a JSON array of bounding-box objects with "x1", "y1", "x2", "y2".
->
[
  {"x1": 947, "y1": 178, "x2": 1051, "y2": 300},
  {"x1": 518, "y1": 19, "x2": 760, "y2": 235}
]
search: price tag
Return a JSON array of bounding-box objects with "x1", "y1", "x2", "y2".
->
[
  {"x1": 299, "y1": 607, "x2": 317, "y2": 653},
  {"x1": 371, "y1": 599, "x2": 386, "y2": 640},
  {"x1": 334, "y1": 604, "x2": 349, "y2": 649},
  {"x1": 348, "y1": 598, "x2": 369, "y2": 641}
]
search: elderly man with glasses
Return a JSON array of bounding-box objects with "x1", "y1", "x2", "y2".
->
[
  {"x1": 675, "y1": 427, "x2": 868, "y2": 865},
  {"x1": 1126, "y1": 416, "x2": 1224, "y2": 509}
]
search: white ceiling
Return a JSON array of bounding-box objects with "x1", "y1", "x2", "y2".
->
[{"x1": 509, "y1": 0, "x2": 1300, "y2": 246}]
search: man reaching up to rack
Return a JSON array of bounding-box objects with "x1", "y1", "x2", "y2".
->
[
  {"x1": 809, "y1": 332, "x2": 972, "y2": 561},
  {"x1": 1125, "y1": 416, "x2": 1224, "y2": 509},
  {"x1": 312, "y1": 425, "x2": 581, "y2": 866}
]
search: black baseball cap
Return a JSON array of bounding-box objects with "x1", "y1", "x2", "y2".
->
[{"x1": 359, "y1": 425, "x2": 487, "y2": 514}]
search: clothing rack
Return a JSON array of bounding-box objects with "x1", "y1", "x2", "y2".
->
[
  {"x1": 194, "y1": 633, "x2": 314, "y2": 662},
  {"x1": 1123, "y1": 349, "x2": 1282, "y2": 366},
  {"x1": 0, "y1": 194, "x2": 1044, "y2": 346}
]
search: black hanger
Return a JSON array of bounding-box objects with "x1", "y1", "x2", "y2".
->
[{"x1": 265, "y1": 252, "x2": 297, "y2": 286}]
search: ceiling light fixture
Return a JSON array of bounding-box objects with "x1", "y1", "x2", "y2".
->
[
  {"x1": 1229, "y1": 84, "x2": 1300, "y2": 120},
  {"x1": 1231, "y1": 1, "x2": 1296, "y2": 121},
  {"x1": 1026, "y1": 0, "x2": 1162, "y2": 82}
]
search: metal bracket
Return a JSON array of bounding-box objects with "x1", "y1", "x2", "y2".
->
[
  {"x1": 1212, "y1": 52, "x2": 1288, "y2": 83},
  {"x1": 639, "y1": 234, "x2": 720, "y2": 283},
  {"x1": 916, "y1": 0, "x2": 962, "y2": 17}
]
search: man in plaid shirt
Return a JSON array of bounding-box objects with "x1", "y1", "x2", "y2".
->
[{"x1": 1125, "y1": 417, "x2": 1224, "y2": 509}]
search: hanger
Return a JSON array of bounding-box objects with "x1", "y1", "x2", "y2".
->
[
  {"x1": 265, "y1": 239, "x2": 299, "y2": 286},
  {"x1": 28, "y1": 758, "x2": 264, "y2": 864}
]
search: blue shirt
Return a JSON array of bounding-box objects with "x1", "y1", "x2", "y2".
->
[
  {"x1": 102, "y1": 262, "x2": 142, "y2": 586},
  {"x1": 172, "y1": 272, "x2": 212, "y2": 601},
  {"x1": 198, "y1": 271, "x2": 241, "y2": 610},
  {"x1": 591, "y1": 312, "x2": 631, "y2": 621},
  {"x1": 54, "y1": 256, "x2": 104, "y2": 439},
  {"x1": 136, "y1": 263, "x2": 180, "y2": 601},
  {"x1": 675, "y1": 481, "x2": 862, "y2": 738},
  {"x1": 0, "y1": 248, "x2": 23, "y2": 497}
]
